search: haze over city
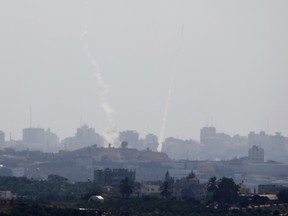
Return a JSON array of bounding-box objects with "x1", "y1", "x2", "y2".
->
[
  {"x1": 0, "y1": 0, "x2": 288, "y2": 143},
  {"x1": 1, "y1": 2, "x2": 288, "y2": 214}
]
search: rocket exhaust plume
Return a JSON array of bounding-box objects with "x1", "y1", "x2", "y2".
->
[
  {"x1": 157, "y1": 24, "x2": 184, "y2": 152},
  {"x1": 80, "y1": 0, "x2": 118, "y2": 146},
  {"x1": 157, "y1": 72, "x2": 175, "y2": 152}
]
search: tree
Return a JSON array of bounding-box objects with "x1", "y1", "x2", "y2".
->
[
  {"x1": 186, "y1": 170, "x2": 196, "y2": 179},
  {"x1": 119, "y1": 177, "x2": 134, "y2": 198},
  {"x1": 181, "y1": 187, "x2": 195, "y2": 200},
  {"x1": 164, "y1": 171, "x2": 171, "y2": 182},
  {"x1": 160, "y1": 181, "x2": 172, "y2": 198},
  {"x1": 160, "y1": 171, "x2": 174, "y2": 199},
  {"x1": 82, "y1": 182, "x2": 102, "y2": 200},
  {"x1": 47, "y1": 174, "x2": 67, "y2": 183},
  {"x1": 207, "y1": 176, "x2": 218, "y2": 201},
  {"x1": 216, "y1": 177, "x2": 239, "y2": 204},
  {"x1": 207, "y1": 176, "x2": 240, "y2": 205}
]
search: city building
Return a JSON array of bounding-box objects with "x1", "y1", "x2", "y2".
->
[
  {"x1": 94, "y1": 168, "x2": 136, "y2": 186},
  {"x1": 12, "y1": 167, "x2": 26, "y2": 177},
  {"x1": 200, "y1": 127, "x2": 231, "y2": 145},
  {"x1": 199, "y1": 127, "x2": 250, "y2": 160},
  {"x1": 23, "y1": 128, "x2": 45, "y2": 144},
  {"x1": 140, "y1": 181, "x2": 161, "y2": 196},
  {"x1": 162, "y1": 137, "x2": 200, "y2": 160},
  {"x1": 119, "y1": 130, "x2": 140, "y2": 149},
  {"x1": 0, "y1": 191, "x2": 15, "y2": 200},
  {"x1": 0, "y1": 130, "x2": 5, "y2": 145},
  {"x1": 200, "y1": 127, "x2": 216, "y2": 145},
  {"x1": 248, "y1": 131, "x2": 287, "y2": 162},
  {"x1": 258, "y1": 184, "x2": 285, "y2": 194},
  {"x1": 62, "y1": 125, "x2": 104, "y2": 151},
  {"x1": 248, "y1": 145, "x2": 264, "y2": 163},
  {"x1": 143, "y1": 134, "x2": 159, "y2": 151},
  {"x1": 22, "y1": 128, "x2": 59, "y2": 152}
]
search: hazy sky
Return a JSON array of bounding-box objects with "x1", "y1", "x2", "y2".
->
[{"x1": 0, "y1": 1, "x2": 288, "y2": 141}]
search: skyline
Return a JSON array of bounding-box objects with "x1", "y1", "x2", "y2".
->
[
  {"x1": 0, "y1": 123, "x2": 286, "y2": 143},
  {"x1": 0, "y1": 1, "x2": 288, "y2": 141}
]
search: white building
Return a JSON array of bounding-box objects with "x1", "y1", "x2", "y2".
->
[
  {"x1": 0, "y1": 191, "x2": 15, "y2": 200},
  {"x1": 140, "y1": 181, "x2": 161, "y2": 196},
  {"x1": 12, "y1": 167, "x2": 26, "y2": 177}
]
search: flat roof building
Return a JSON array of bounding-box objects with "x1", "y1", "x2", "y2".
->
[
  {"x1": 248, "y1": 145, "x2": 264, "y2": 163},
  {"x1": 0, "y1": 131, "x2": 4, "y2": 145},
  {"x1": 94, "y1": 168, "x2": 135, "y2": 186}
]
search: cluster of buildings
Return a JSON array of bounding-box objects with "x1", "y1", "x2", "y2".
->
[
  {"x1": 0, "y1": 126, "x2": 159, "y2": 153},
  {"x1": 198, "y1": 127, "x2": 288, "y2": 162},
  {"x1": 1, "y1": 128, "x2": 59, "y2": 152},
  {"x1": 93, "y1": 168, "x2": 206, "y2": 200},
  {"x1": 0, "y1": 126, "x2": 287, "y2": 163},
  {"x1": 92, "y1": 166, "x2": 288, "y2": 201},
  {"x1": 0, "y1": 126, "x2": 287, "y2": 194},
  {"x1": 62, "y1": 125, "x2": 104, "y2": 151}
]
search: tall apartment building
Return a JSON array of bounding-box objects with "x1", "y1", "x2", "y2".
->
[
  {"x1": 0, "y1": 131, "x2": 5, "y2": 145},
  {"x1": 248, "y1": 145, "x2": 264, "y2": 163},
  {"x1": 23, "y1": 128, "x2": 45, "y2": 144},
  {"x1": 22, "y1": 128, "x2": 59, "y2": 152},
  {"x1": 143, "y1": 133, "x2": 158, "y2": 151},
  {"x1": 200, "y1": 127, "x2": 216, "y2": 145},
  {"x1": 62, "y1": 125, "x2": 104, "y2": 151},
  {"x1": 119, "y1": 130, "x2": 139, "y2": 149},
  {"x1": 248, "y1": 131, "x2": 287, "y2": 162},
  {"x1": 200, "y1": 127, "x2": 231, "y2": 145}
]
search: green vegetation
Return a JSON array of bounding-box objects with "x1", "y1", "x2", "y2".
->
[
  {"x1": 0, "y1": 175, "x2": 101, "y2": 202},
  {"x1": 0, "y1": 175, "x2": 288, "y2": 215},
  {"x1": 207, "y1": 176, "x2": 217, "y2": 200},
  {"x1": 119, "y1": 177, "x2": 134, "y2": 198},
  {"x1": 160, "y1": 171, "x2": 174, "y2": 199},
  {"x1": 207, "y1": 176, "x2": 240, "y2": 205},
  {"x1": 76, "y1": 197, "x2": 288, "y2": 216},
  {"x1": 0, "y1": 197, "x2": 286, "y2": 216}
]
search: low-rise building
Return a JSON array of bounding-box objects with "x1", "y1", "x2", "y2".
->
[
  {"x1": 248, "y1": 145, "x2": 264, "y2": 163},
  {"x1": 258, "y1": 184, "x2": 285, "y2": 194},
  {"x1": 140, "y1": 181, "x2": 161, "y2": 196},
  {"x1": 12, "y1": 167, "x2": 26, "y2": 177},
  {"x1": 94, "y1": 168, "x2": 135, "y2": 186},
  {"x1": 0, "y1": 131, "x2": 5, "y2": 146},
  {"x1": 0, "y1": 191, "x2": 15, "y2": 200}
]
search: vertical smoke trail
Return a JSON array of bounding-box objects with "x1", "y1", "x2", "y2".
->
[
  {"x1": 80, "y1": 0, "x2": 118, "y2": 146},
  {"x1": 157, "y1": 24, "x2": 184, "y2": 152},
  {"x1": 157, "y1": 72, "x2": 175, "y2": 152}
]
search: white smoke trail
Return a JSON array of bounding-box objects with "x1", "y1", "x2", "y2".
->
[
  {"x1": 157, "y1": 72, "x2": 175, "y2": 152},
  {"x1": 80, "y1": 0, "x2": 118, "y2": 146},
  {"x1": 157, "y1": 24, "x2": 184, "y2": 152}
]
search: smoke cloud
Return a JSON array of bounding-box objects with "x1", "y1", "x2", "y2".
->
[
  {"x1": 80, "y1": 1, "x2": 118, "y2": 146},
  {"x1": 158, "y1": 72, "x2": 175, "y2": 152}
]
